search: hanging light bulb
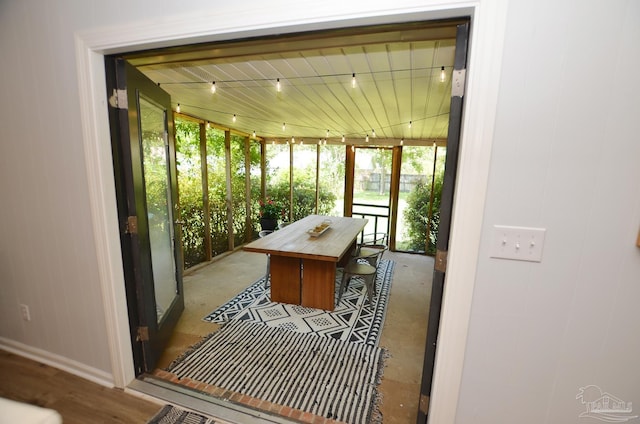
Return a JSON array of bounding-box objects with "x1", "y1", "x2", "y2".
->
[
  {"x1": 276, "y1": 78, "x2": 281, "y2": 92},
  {"x1": 300, "y1": 139, "x2": 304, "y2": 145},
  {"x1": 400, "y1": 139, "x2": 404, "y2": 146},
  {"x1": 176, "y1": 104, "x2": 180, "y2": 113},
  {"x1": 206, "y1": 122, "x2": 210, "y2": 129},
  {"x1": 365, "y1": 134, "x2": 369, "y2": 143},
  {"x1": 326, "y1": 129, "x2": 330, "y2": 138},
  {"x1": 282, "y1": 123, "x2": 286, "y2": 131},
  {"x1": 341, "y1": 135, "x2": 345, "y2": 143},
  {"x1": 291, "y1": 136, "x2": 295, "y2": 144},
  {"x1": 440, "y1": 66, "x2": 446, "y2": 82},
  {"x1": 211, "y1": 81, "x2": 216, "y2": 93},
  {"x1": 252, "y1": 130, "x2": 256, "y2": 138},
  {"x1": 323, "y1": 139, "x2": 327, "y2": 145},
  {"x1": 318, "y1": 139, "x2": 322, "y2": 145},
  {"x1": 232, "y1": 114, "x2": 237, "y2": 123},
  {"x1": 351, "y1": 145, "x2": 355, "y2": 152},
  {"x1": 372, "y1": 129, "x2": 376, "y2": 138},
  {"x1": 408, "y1": 120, "x2": 412, "y2": 129},
  {"x1": 352, "y1": 73, "x2": 356, "y2": 88}
]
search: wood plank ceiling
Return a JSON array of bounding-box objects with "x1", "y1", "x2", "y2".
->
[{"x1": 126, "y1": 21, "x2": 459, "y2": 146}]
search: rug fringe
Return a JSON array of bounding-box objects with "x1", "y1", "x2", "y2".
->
[
  {"x1": 366, "y1": 346, "x2": 390, "y2": 424},
  {"x1": 165, "y1": 325, "x2": 225, "y2": 372}
]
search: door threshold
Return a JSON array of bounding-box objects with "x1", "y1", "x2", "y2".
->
[{"x1": 128, "y1": 375, "x2": 297, "y2": 424}]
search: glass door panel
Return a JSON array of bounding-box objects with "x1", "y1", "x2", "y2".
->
[
  {"x1": 139, "y1": 96, "x2": 178, "y2": 323},
  {"x1": 107, "y1": 57, "x2": 184, "y2": 373}
]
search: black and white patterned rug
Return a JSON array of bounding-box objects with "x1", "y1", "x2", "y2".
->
[
  {"x1": 168, "y1": 321, "x2": 385, "y2": 424},
  {"x1": 203, "y1": 260, "x2": 394, "y2": 346},
  {"x1": 147, "y1": 405, "x2": 216, "y2": 423}
]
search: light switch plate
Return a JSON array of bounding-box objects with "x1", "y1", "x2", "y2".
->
[{"x1": 490, "y1": 225, "x2": 546, "y2": 262}]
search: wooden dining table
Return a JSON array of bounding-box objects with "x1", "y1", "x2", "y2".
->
[{"x1": 243, "y1": 215, "x2": 368, "y2": 311}]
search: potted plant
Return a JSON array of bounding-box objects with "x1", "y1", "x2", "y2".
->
[{"x1": 259, "y1": 198, "x2": 283, "y2": 231}]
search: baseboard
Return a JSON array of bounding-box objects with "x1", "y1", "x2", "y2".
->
[{"x1": 0, "y1": 337, "x2": 115, "y2": 388}]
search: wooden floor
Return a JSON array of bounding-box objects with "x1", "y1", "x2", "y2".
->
[{"x1": 0, "y1": 350, "x2": 161, "y2": 423}]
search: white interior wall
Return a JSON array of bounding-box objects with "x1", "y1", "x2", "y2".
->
[
  {"x1": 456, "y1": 0, "x2": 640, "y2": 423},
  {"x1": 0, "y1": 0, "x2": 638, "y2": 422}
]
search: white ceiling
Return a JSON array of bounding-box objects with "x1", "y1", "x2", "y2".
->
[{"x1": 128, "y1": 22, "x2": 458, "y2": 145}]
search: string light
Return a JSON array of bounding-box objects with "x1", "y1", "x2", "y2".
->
[
  {"x1": 291, "y1": 136, "x2": 295, "y2": 144},
  {"x1": 351, "y1": 145, "x2": 355, "y2": 152},
  {"x1": 351, "y1": 73, "x2": 356, "y2": 88},
  {"x1": 318, "y1": 139, "x2": 322, "y2": 145},
  {"x1": 210, "y1": 81, "x2": 216, "y2": 93},
  {"x1": 400, "y1": 139, "x2": 404, "y2": 146},
  {"x1": 440, "y1": 66, "x2": 446, "y2": 82},
  {"x1": 169, "y1": 103, "x2": 435, "y2": 142},
  {"x1": 276, "y1": 78, "x2": 281, "y2": 92}
]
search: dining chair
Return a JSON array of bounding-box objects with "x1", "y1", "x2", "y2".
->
[
  {"x1": 356, "y1": 232, "x2": 388, "y2": 256},
  {"x1": 258, "y1": 230, "x2": 274, "y2": 288},
  {"x1": 337, "y1": 247, "x2": 385, "y2": 305}
]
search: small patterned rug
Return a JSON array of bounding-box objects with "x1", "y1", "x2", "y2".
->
[
  {"x1": 203, "y1": 260, "x2": 394, "y2": 346},
  {"x1": 147, "y1": 405, "x2": 216, "y2": 423},
  {"x1": 167, "y1": 321, "x2": 386, "y2": 424}
]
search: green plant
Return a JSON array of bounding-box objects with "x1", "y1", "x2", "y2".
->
[
  {"x1": 403, "y1": 175, "x2": 443, "y2": 255},
  {"x1": 259, "y1": 197, "x2": 284, "y2": 220}
]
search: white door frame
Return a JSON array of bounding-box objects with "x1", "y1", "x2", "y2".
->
[{"x1": 74, "y1": 1, "x2": 507, "y2": 422}]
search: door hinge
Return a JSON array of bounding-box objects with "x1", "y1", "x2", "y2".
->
[
  {"x1": 420, "y1": 394, "x2": 430, "y2": 415},
  {"x1": 136, "y1": 326, "x2": 149, "y2": 342},
  {"x1": 451, "y1": 68, "x2": 466, "y2": 97},
  {"x1": 435, "y1": 249, "x2": 448, "y2": 273},
  {"x1": 125, "y1": 216, "x2": 138, "y2": 235},
  {"x1": 108, "y1": 88, "x2": 128, "y2": 109}
]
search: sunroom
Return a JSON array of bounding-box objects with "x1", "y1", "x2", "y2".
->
[{"x1": 107, "y1": 18, "x2": 465, "y2": 424}]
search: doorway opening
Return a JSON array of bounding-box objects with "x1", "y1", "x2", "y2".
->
[{"x1": 106, "y1": 18, "x2": 469, "y2": 424}]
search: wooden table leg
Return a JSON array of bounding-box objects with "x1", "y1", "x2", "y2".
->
[
  {"x1": 301, "y1": 260, "x2": 336, "y2": 311},
  {"x1": 269, "y1": 255, "x2": 301, "y2": 305}
]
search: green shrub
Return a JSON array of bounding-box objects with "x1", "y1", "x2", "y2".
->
[
  {"x1": 266, "y1": 168, "x2": 336, "y2": 222},
  {"x1": 403, "y1": 174, "x2": 443, "y2": 255}
]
